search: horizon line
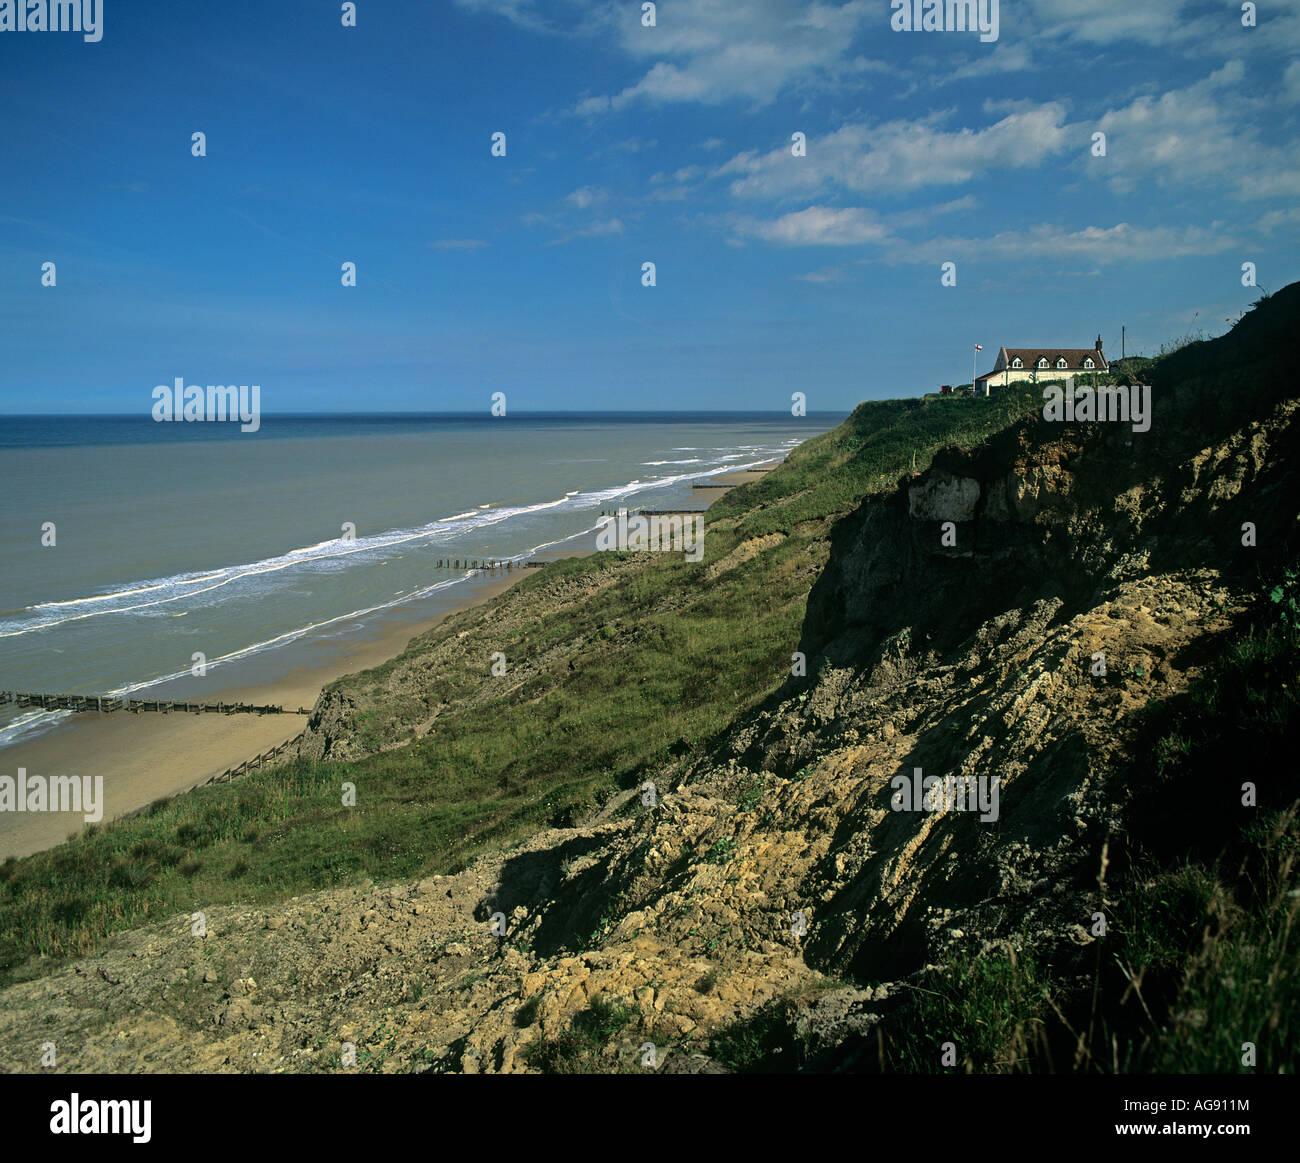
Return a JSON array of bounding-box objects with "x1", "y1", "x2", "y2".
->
[{"x1": 0, "y1": 408, "x2": 853, "y2": 419}]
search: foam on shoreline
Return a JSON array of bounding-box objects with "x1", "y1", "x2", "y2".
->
[{"x1": 0, "y1": 461, "x2": 780, "y2": 859}]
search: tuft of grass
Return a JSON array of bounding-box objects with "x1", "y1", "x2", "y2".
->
[
  {"x1": 735, "y1": 776, "x2": 765, "y2": 812},
  {"x1": 703, "y1": 838, "x2": 736, "y2": 865},
  {"x1": 525, "y1": 996, "x2": 636, "y2": 1074},
  {"x1": 711, "y1": 1000, "x2": 805, "y2": 1072},
  {"x1": 1117, "y1": 808, "x2": 1298, "y2": 1074},
  {"x1": 697, "y1": 966, "x2": 721, "y2": 994},
  {"x1": 876, "y1": 947, "x2": 1048, "y2": 1073}
]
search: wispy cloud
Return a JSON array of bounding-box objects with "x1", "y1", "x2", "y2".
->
[
  {"x1": 716, "y1": 105, "x2": 1072, "y2": 200},
  {"x1": 884, "y1": 221, "x2": 1240, "y2": 264},
  {"x1": 730, "y1": 205, "x2": 890, "y2": 247},
  {"x1": 564, "y1": 185, "x2": 609, "y2": 210},
  {"x1": 544, "y1": 218, "x2": 626, "y2": 246},
  {"x1": 1093, "y1": 61, "x2": 1300, "y2": 199},
  {"x1": 1286, "y1": 61, "x2": 1300, "y2": 103},
  {"x1": 795, "y1": 265, "x2": 851, "y2": 283},
  {"x1": 569, "y1": 0, "x2": 886, "y2": 112},
  {"x1": 946, "y1": 42, "x2": 1034, "y2": 81},
  {"x1": 1024, "y1": 0, "x2": 1196, "y2": 45}
]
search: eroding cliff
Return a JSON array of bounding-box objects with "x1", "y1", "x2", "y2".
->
[{"x1": 3, "y1": 290, "x2": 1295, "y2": 1073}]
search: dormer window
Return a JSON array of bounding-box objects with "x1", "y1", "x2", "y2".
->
[
  {"x1": 1037, "y1": 357, "x2": 1049, "y2": 369},
  {"x1": 1056, "y1": 357, "x2": 1068, "y2": 369},
  {"x1": 1011, "y1": 357, "x2": 1022, "y2": 369},
  {"x1": 1083, "y1": 357, "x2": 1095, "y2": 369}
]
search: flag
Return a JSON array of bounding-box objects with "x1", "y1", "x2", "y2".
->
[{"x1": 974, "y1": 344, "x2": 983, "y2": 351}]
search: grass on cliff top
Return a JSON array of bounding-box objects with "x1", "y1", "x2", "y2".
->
[{"x1": 0, "y1": 388, "x2": 1046, "y2": 981}]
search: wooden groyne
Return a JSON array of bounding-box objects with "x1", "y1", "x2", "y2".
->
[
  {"x1": 200, "y1": 731, "x2": 307, "y2": 787},
  {"x1": 632, "y1": 508, "x2": 708, "y2": 517},
  {"x1": 117, "y1": 732, "x2": 309, "y2": 817},
  {"x1": 0, "y1": 691, "x2": 308, "y2": 716},
  {"x1": 433, "y1": 558, "x2": 525, "y2": 573}
]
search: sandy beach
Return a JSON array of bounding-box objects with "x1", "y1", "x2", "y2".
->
[{"x1": 0, "y1": 464, "x2": 776, "y2": 859}]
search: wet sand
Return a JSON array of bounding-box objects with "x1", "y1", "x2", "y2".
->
[{"x1": 0, "y1": 464, "x2": 777, "y2": 859}]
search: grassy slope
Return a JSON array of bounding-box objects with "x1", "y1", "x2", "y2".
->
[{"x1": 0, "y1": 388, "x2": 1044, "y2": 981}]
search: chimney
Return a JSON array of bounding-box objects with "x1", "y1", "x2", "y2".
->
[{"x1": 1095, "y1": 333, "x2": 1103, "y2": 352}]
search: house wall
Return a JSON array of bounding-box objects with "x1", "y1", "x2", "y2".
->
[{"x1": 981, "y1": 365, "x2": 1106, "y2": 390}]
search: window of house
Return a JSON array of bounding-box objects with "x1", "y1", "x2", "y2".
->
[
  {"x1": 1037, "y1": 357, "x2": 1048, "y2": 369},
  {"x1": 1084, "y1": 358, "x2": 1094, "y2": 368},
  {"x1": 1011, "y1": 357, "x2": 1022, "y2": 368}
]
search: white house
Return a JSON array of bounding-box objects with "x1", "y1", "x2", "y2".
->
[{"x1": 976, "y1": 335, "x2": 1109, "y2": 395}]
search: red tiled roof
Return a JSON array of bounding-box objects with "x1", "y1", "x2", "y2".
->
[
  {"x1": 977, "y1": 345, "x2": 1108, "y2": 380},
  {"x1": 1005, "y1": 348, "x2": 1108, "y2": 368}
]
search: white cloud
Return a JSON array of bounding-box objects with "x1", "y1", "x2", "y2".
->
[
  {"x1": 544, "y1": 218, "x2": 627, "y2": 246},
  {"x1": 577, "y1": 217, "x2": 624, "y2": 236},
  {"x1": 718, "y1": 105, "x2": 1071, "y2": 199},
  {"x1": 459, "y1": 0, "x2": 1300, "y2": 116},
  {"x1": 706, "y1": 65, "x2": 1300, "y2": 211},
  {"x1": 795, "y1": 265, "x2": 851, "y2": 282},
  {"x1": 1255, "y1": 206, "x2": 1300, "y2": 232},
  {"x1": 726, "y1": 206, "x2": 1239, "y2": 265},
  {"x1": 1024, "y1": 0, "x2": 1201, "y2": 46},
  {"x1": 565, "y1": 185, "x2": 609, "y2": 209},
  {"x1": 889, "y1": 194, "x2": 978, "y2": 227},
  {"x1": 570, "y1": 0, "x2": 886, "y2": 111},
  {"x1": 887, "y1": 221, "x2": 1240, "y2": 264},
  {"x1": 1016, "y1": 0, "x2": 1300, "y2": 59},
  {"x1": 947, "y1": 42, "x2": 1034, "y2": 82},
  {"x1": 1094, "y1": 61, "x2": 1300, "y2": 199},
  {"x1": 1284, "y1": 60, "x2": 1300, "y2": 104},
  {"x1": 730, "y1": 205, "x2": 890, "y2": 246},
  {"x1": 451, "y1": 0, "x2": 587, "y2": 34}
]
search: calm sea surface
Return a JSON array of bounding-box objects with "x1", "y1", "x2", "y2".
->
[{"x1": 0, "y1": 412, "x2": 843, "y2": 743}]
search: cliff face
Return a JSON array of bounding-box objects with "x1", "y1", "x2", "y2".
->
[
  {"x1": 715, "y1": 402, "x2": 1296, "y2": 985},
  {"x1": 2, "y1": 291, "x2": 1295, "y2": 1073},
  {"x1": 704, "y1": 295, "x2": 1296, "y2": 1004},
  {"x1": 801, "y1": 377, "x2": 1294, "y2": 680}
]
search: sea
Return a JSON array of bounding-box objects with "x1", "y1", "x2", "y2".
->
[{"x1": 0, "y1": 412, "x2": 843, "y2": 746}]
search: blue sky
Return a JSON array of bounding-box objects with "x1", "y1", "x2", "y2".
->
[{"x1": 1, "y1": 0, "x2": 1296, "y2": 413}]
